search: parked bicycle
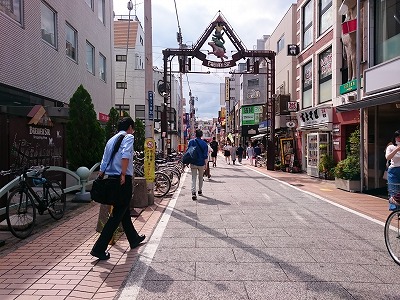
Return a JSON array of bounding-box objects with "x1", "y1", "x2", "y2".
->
[
  {"x1": 133, "y1": 158, "x2": 171, "y2": 198},
  {"x1": 0, "y1": 166, "x2": 66, "y2": 239},
  {"x1": 384, "y1": 182, "x2": 400, "y2": 265}
]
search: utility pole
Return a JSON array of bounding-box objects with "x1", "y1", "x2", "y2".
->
[
  {"x1": 143, "y1": 0, "x2": 155, "y2": 204},
  {"x1": 189, "y1": 92, "x2": 195, "y2": 138}
]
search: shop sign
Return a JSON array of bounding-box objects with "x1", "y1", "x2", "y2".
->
[
  {"x1": 340, "y1": 78, "x2": 358, "y2": 94},
  {"x1": 241, "y1": 105, "x2": 263, "y2": 125},
  {"x1": 225, "y1": 77, "x2": 230, "y2": 101},
  {"x1": 296, "y1": 106, "x2": 332, "y2": 129},
  {"x1": 288, "y1": 101, "x2": 297, "y2": 112}
]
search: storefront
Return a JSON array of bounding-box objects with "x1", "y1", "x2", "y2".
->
[{"x1": 296, "y1": 106, "x2": 333, "y2": 177}]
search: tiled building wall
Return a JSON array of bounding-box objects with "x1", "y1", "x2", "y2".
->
[{"x1": 0, "y1": 0, "x2": 114, "y2": 115}]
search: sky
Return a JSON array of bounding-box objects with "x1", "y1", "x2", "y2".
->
[{"x1": 113, "y1": 0, "x2": 295, "y2": 120}]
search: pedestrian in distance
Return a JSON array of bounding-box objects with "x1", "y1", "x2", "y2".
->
[
  {"x1": 246, "y1": 143, "x2": 255, "y2": 166},
  {"x1": 236, "y1": 144, "x2": 244, "y2": 163},
  {"x1": 210, "y1": 137, "x2": 219, "y2": 167},
  {"x1": 204, "y1": 140, "x2": 213, "y2": 178},
  {"x1": 385, "y1": 129, "x2": 400, "y2": 209},
  {"x1": 223, "y1": 142, "x2": 232, "y2": 164},
  {"x1": 188, "y1": 130, "x2": 208, "y2": 200},
  {"x1": 91, "y1": 117, "x2": 145, "y2": 260},
  {"x1": 230, "y1": 143, "x2": 237, "y2": 165}
]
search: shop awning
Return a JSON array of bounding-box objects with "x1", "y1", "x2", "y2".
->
[
  {"x1": 336, "y1": 87, "x2": 400, "y2": 112},
  {"x1": 250, "y1": 133, "x2": 266, "y2": 141}
]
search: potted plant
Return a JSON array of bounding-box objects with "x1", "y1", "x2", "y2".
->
[
  {"x1": 334, "y1": 129, "x2": 361, "y2": 192},
  {"x1": 318, "y1": 153, "x2": 336, "y2": 180}
]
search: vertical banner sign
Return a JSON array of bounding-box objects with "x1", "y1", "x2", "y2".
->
[
  {"x1": 144, "y1": 138, "x2": 155, "y2": 182},
  {"x1": 225, "y1": 77, "x2": 230, "y2": 102},
  {"x1": 148, "y1": 91, "x2": 154, "y2": 120}
]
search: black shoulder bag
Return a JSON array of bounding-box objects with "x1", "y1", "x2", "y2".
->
[{"x1": 90, "y1": 134, "x2": 125, "y2": 205}]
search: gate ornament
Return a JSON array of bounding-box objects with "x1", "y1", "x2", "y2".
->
[{"x1": 208, "y1": 22, "x2": 228, "y2": 61}]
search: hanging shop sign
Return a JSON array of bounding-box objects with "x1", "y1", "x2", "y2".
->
[{"x1": 296, "y1": 106, "x2": 333, "y2": 130}]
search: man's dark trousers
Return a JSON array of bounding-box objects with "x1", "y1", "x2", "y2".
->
[{"x1": 92, "y1": 175, "x2": 140, "y2": 252}]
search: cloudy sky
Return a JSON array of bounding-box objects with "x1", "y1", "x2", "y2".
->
[{"x1": 114, "y1": 0, "x2": 295, "y2": 120}]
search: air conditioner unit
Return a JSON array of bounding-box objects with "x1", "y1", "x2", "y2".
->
[{"x1": 348, "y1": 95, "x2": 356, "y2": 102}]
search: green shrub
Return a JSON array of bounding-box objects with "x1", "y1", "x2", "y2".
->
[{"x1": 334, "y1": 129, "x2": 360, "y2": 180}]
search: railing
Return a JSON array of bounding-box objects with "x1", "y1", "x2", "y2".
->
[{"x1": 0, "y1": 163, "x2": 100, "y2": 216}]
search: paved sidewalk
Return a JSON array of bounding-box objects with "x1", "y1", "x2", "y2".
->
[{"x1": 0, "y1": 157, "x2": 396, "y2": 299}]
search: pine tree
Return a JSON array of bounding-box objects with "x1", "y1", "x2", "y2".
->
[
  {"x1": 134, "y1": 119, "x2": 145, "y2": 152},
  {"x1": 66, "y1": 85, "x2": 105, "y2": 170}
]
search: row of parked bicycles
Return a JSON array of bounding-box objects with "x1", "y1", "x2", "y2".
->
[{"x1": 134, "y1": 151, "x2": 186, "y2": 198}]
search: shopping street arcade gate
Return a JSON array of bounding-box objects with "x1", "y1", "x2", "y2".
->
[{"x1": 160, "y1": 12, "x2": 276, "y2": 170}]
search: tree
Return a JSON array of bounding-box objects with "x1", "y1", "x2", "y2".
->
[
  {"x1": 66, "y1": 85, "x2": 105, "y2": 170},
  {"x1": 134, "y1": 119, "x2": 145, "y2": 152},
  {"x1": 104, "y1": 107, "x2": 120, "y2": 140}
]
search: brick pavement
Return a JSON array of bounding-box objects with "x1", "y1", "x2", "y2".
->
[{"x1": 0, "y1": 158, "x2": 394, "y2": 299}]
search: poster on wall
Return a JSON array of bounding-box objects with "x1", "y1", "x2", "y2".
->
[{"x1": 280, "y1": 138, "x2": 294, "y2": 166}]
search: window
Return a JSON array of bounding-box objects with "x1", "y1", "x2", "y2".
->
[
  {"x1": 277, "y1": 35, "x2": 285, "y2": 53},
  {"x1": 375, "y1": 0, "x2": 400, "y2": 64},
  {"x1": 248, "y1": 78, "x2": 259, "y2": 87},
  {"x1": 116, "y1": 55, "x2": 127, "y2": 61},
  {"x1": 115, "y1": 104, "x2": 130, "y2": 116},
  {"x1": 0, "y1": 0, "x2": 22, "y2": 23},
  {"x1": 85, "y1": 0, "x2": 93, "y2": 10},
  {"x1": 99, "y1": 53, "x2": 106, "y2": 81},
  {"x1": 302, "y1": 61, "x2": 313, "y2": 108},
  {"x1": 140, "y1": 36, "x2": 143, "y2": 46},
  {"x1": 135, "y1": 105, "x2": 145, "y2": 119},
  {"x1": 41, "y1": 1, "x2": 57, "y2": 47},
  {"x1": 302, "y1": 0, "x2": 313, "y2": 49},
  {"x1": 319, "y1": 0, "x2": 332, "y2": 35},
  {"x1": 66, "y1": 23, "x2": 77, "y2": 61},
  {"x1": 155, "y1": 105, "x2": 162, "y2": 120},
  {"x1": 86, "y1": 41, "x2": 95, "y2": 74},
  {"x1": 116, "y1": 82, "x2": 127, "y2": 89},
  {"x1": 319, "y1": 47, "x2": 332, "y2": 103},
  {"x1": 98, "y1": 0, "x2": 105, "y2": 24}
]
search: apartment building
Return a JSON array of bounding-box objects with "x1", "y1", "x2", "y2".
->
[
  {"x1": 0, "y1": 0, "x2": 114, "y2": 115},
  {"x1": 114, "y1": 17, "x2": 180, "y2": 152},
  {"x1": 336, "y1": 0, "x2": 400, "y2": 190},
  {"x1": 0, "y1": 0, "x2": 114, "y2": 174}
]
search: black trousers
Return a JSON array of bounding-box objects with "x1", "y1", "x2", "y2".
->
[{"x1": 92, "y1": 175, "x2": 140, "y2": 252}]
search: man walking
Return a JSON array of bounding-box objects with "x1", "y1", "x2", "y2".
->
[
  {"x1": 188, "y1": 130, "x2": 208, "y2": 200},
  {"x1": 91, "y1": 117, "x2": 145, "y2": 260}
]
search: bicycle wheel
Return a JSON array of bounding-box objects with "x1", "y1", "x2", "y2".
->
[
  {"x1": 47, "y1": 181, "x2": 66, "y2": 220},
  {"x1": 153, "y1": 172, "x2": 171, "y2": 198},
  {"x1": 166, "y1": 169, "x2": 180, "y2": 193},
  {"x1": 6, "y1": 188, "x2": 36, "y2": 239},
  {"x1": 384, "y1": 209, "x2": 400, "y2": 265}
]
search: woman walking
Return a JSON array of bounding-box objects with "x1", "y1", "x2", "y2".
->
[
  {"x1": 223, "y1": 142, "x2": 232, "y2": 164},
  {"x1": 386, "y1": 129, "x2": 400, "y2": 210},
  {"x1": 230, "y1": 143, "x2": 237, "y2": 165},
  {"x1": 246, "y1": 143, "x2": 255, "y2": 166}
]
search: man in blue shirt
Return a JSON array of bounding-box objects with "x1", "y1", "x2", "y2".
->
[
  {"x1": 91, "y1": 117, "x2": 145, "y2": 260},
  {"x1": 188, "y1": 130, "x2": 208, "y2": 200}
]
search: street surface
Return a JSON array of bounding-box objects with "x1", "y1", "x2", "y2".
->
[
  {"x1": 118, "y1": 160, "x2": 400, "y2": 300},
  {"x1": 0, "y1": 157, "x2": 399, "y2": 299}
]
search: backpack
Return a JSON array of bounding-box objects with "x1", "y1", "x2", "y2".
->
[{"x1": 182, "y1": 139, "x2": 201, "y2": 165}]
